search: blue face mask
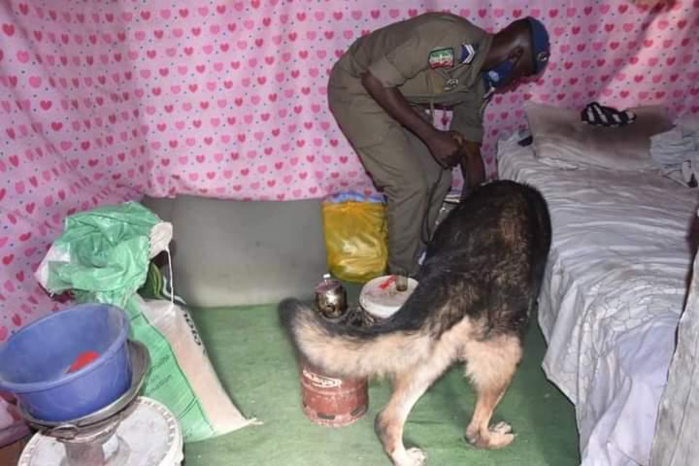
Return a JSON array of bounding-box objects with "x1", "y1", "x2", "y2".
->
[{"x1": 484, "y1": 60, "x2": 515, "y2": 89}]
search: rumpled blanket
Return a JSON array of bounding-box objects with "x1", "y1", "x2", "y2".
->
[{"x1": 650, "y1": 115, "x2": 699, "y2": 187}]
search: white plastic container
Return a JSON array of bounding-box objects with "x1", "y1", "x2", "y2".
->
[
  {"x1": 19, "y1": 397, "x2": 183, "y2": 466},
  {"x1": 359, "y1": 275, "x2": 418, "y2": 320}
]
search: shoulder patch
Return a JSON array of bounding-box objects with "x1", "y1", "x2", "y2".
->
[
  {"x1": 460, "y1": 43, "x2": 477, "y2": 64},
  {"x1": 428, "y1": 47, "x2": 454, "y2": 69}
]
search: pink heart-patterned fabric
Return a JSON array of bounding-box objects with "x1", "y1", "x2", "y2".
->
[{"x1": 0, "y1": 0, "x2": 698, "y2": 343}]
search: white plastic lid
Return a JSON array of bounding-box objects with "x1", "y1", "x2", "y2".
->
[
  {"x1": 19, "y1": 397, "x2": 183, "y2": 466},
  {"x1": 359, "y1": 275, "x2": 418, "y2": 319}
]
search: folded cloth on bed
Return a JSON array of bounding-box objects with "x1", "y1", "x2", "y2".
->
[{"x1": 650, "y1": 115, "x2": 699, "y2": 187}]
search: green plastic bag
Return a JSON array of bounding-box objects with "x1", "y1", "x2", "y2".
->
[
  {"x1": 35, "y1": 202, "x2": 255, "y2": 442},
  {"x1": 39, "y1": 202, "x2": 158, "y2": 307}
]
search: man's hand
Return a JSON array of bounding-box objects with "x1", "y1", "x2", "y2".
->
[{"x1": 426, "y1": 130, "x2": 464, "y2": 169}]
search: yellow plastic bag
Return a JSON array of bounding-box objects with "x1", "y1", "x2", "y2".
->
[{"x1": 322, "y1": 197, "x2": 388, "y2": 283}]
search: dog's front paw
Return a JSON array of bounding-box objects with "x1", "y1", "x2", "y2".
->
[{"x1": 393, "y1": 447, "x2": 427, "y2": 466}]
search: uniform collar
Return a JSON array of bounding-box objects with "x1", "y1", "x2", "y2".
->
[
  {"x1": 473, "y1": 33, "x2": 493, "y2": 73},
  {"x1": 474, "y1": 34, "x2": 494, "y2": 102}
]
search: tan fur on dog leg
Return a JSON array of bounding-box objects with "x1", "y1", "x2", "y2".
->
[
  {"x1": 375, "y1": 374, "x2": 430, "y2": 466},
  {"x1": 376, "y1": 359, "x2": 452, "y2": 466},
  {"x1": 463, "y1": 335, "x2": 522, "y2": 449}
]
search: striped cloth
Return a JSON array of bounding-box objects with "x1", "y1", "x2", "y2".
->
[{"x1": 581, "y1": 102, "x2": 637, "y2": 127}]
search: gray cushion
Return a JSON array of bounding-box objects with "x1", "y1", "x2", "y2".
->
[{"x1": 141, "y1": 195, "x2": 328, "y2": 307}]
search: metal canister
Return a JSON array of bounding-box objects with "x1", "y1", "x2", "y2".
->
[
  {"x1": 299, "y1": 357, "x2": 368, "y2": 428},
  {"x1": 314, "y1": 273, "x2": 347, "y2": 320},
  {"x1": 299, "y1": 273, "x2": 368, "y2": 427}
]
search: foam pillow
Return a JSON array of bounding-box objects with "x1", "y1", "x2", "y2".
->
[{"x1": 524, "y1": 101, "x2": 674, "y2": 171}]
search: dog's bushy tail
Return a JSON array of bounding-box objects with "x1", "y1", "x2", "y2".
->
[{"x1": 279, "y1": 298, "x2": 430, "y2": 379}]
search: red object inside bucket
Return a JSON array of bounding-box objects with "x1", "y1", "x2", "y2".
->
[{"x1": 66, "y1": 351, "x2": 100, "y2": 374}]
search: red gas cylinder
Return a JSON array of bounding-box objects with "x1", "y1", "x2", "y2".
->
[
  {"x1": 298, "y1": 275, "x2": 369, "y2": 427},
  {"x1": 299, "y1": 358, "x2": 368, "y2": 427}
]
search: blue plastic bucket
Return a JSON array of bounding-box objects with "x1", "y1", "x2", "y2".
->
[{"x1": 0, "y1": 303, "x2": 132, "y2": 422}]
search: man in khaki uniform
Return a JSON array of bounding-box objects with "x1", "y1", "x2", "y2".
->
[{"x1": 328, "y1": 12, "x2": 550, "y2": 284}]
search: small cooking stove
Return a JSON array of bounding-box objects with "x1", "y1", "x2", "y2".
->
[{"x1": 16, "y1": 341, "x2": 182, "y2": 466}]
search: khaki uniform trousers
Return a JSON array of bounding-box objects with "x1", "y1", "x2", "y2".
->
[{"x1": 328, "y1": 86, "x2": 451, "y2": 277}]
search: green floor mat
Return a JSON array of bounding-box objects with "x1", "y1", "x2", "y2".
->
[{"x1": 183, "y1": 291, "x2": 580, "y2": 466}]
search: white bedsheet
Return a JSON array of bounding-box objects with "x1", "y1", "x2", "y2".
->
[
  {"x1": 496, "y1": 134, "x2": 698, "y2": 466},
  {"x1": 651, "y1": 232, "x2": 699, "y2": 466}
]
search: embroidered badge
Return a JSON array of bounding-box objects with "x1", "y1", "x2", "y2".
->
[
  {"x1": 428, "y1": 47, "x2": 454, "y2": 69},
  {"x1": 460, "y1": 43, "x2": 477, "y2": 64}
]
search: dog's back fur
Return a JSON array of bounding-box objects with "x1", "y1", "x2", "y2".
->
[{"x1": 279, "y1": 180, "x2": 552, "y2": 466}]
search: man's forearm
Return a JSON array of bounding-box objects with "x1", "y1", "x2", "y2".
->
[{"x1": 361, "y1": 71, "x2": 438, "y2": 143}]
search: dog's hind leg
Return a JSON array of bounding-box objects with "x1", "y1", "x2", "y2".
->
[
  {"x1": 462, "y1": 334, "x2": 523, "y2": 450},
  {"x1": 375, "y1": 362, "x2": 447, "y2": 466}
]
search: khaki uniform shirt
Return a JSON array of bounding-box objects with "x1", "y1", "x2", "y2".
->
[{"x1": 330, "y1": 12, "x2": 493, "y2": 147}]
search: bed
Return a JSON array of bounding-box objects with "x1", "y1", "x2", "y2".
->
[{"x1": 495, "y1": 106, "x2": 699, "y2": 466}]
